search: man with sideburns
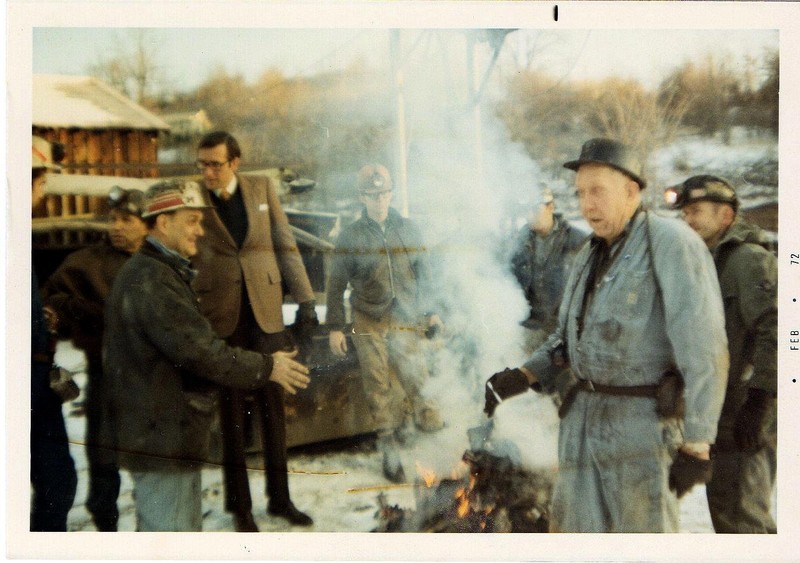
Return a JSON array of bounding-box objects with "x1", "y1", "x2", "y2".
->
[{"x1": 103, "y1": 179, "x2": 309, "y2": 531}]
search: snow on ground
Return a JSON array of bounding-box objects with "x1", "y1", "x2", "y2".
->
[
  {"x1": 651, "y1": 132, "x2": 777, "y2": 188},
  {"x1": 650, "y1": 133, "x2": 778, "y2": 212}
]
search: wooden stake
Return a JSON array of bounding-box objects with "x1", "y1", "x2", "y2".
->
[{"x1": 347, "y1": 483, "x2": 416, "y2": 493}]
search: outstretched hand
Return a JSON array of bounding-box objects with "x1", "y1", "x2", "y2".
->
[
  {"x1": 329, "y1": 330, "x2": 348, "y2": 357},
  {"x1": 269, "y1": 349, "x2": 310, "y2": 394}
]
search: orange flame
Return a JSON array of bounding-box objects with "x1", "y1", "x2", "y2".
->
[
  {"x1": 455, "y1": 487, "x2": 470, "y2": 518},
  {"x1": 415, "y1": 461, "x2": 437, "y2": 488}
]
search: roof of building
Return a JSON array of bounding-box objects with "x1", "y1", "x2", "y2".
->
[
  {"x1": 160, "y1": 109, "x2": 211, "y2": 122},
  {"x1": 33, "y1": 74, "x2": 170, "y2": 131}
]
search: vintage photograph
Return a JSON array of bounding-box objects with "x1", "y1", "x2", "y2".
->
[{"x1": 6, "y1": 1, "x2": 799, "y2": 560}]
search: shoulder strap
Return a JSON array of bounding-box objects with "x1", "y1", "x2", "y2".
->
[
  {"x1": 644, "y1": 211, "x2": 664, "y2": 304},
  {"x1": 645, "y1": 212, "x2": 683, "y2": 374},
  {"x1": 644, "y1": 210, "x2": 664, "y2": 294}
]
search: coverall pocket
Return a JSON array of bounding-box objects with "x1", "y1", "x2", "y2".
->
[{"x1": 609, "y1": 269, "x2": 652, "y2": 321}]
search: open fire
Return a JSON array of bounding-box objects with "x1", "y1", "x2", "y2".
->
[{"x1": 374, "y1": 448, "x2": 555, "y2": 532}]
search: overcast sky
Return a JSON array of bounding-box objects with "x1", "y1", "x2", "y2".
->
[{"x1": 32, "y1": 27, "x2": 777, "y2": 94}]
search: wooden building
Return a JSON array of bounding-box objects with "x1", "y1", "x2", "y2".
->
[
  {"x1": 32, "y1": 74, "x2": 170, "y2": 276},
  {"x1": 33, "y1": 73, "x2": 170, "y2": 221}
]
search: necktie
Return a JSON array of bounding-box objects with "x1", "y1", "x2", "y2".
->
[{"x1": 217, "y1": 189, "x2": 231, "y2": 202}]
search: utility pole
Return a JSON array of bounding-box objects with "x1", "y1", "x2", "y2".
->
[
  {"x1": 465, "y1": 30, "x2": 515, "y2": 224},
  {"x1": 390, "y1": 29, "x2": 410, "y2": 217},
  {"x1": 466, "y1": 33, "x2": 486, "y2": 205}
]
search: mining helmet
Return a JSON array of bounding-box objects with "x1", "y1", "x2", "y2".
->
[
  {"x1": 108, "y1": 185, "x2": 146, "y2": 217},
  {"x1": 142, "y1": 179, "x2": 211, "y2": 218},
  {"x1": 357, "y1": 164, "x2": 392, "y2": 193},
  {"x1": 32, "y1": 135, "x2": 62, "y2": 171},
  {"x1": 563, "y1": 138, "x2": 646, "y2": 189},
  {"x1": 664, "y1": 175, "x2": 739, "y2": 213}
]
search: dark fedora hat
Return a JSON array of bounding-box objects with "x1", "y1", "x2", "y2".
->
[{"x1": 563, "y1": 138, "x2": 647, "y2": 189}]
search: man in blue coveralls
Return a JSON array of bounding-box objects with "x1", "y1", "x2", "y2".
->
[{"x1": 484, "y1": 138, "x2": 729, "y2": 532}]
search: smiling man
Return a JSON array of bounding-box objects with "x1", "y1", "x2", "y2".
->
[
  {"x1": 102, "y1": 179, "x2": 309, "y2": 531},
  {"x1": 484, "y1": 138, "x2": 729, "y2": 532}
]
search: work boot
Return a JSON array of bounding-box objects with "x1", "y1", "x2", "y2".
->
[
  {"x1": 267, "y1": 501, "x2": 313, "y2": 527},
  {"x1": 378, "y1": 433, "x2": 406, "y2": 483},
  {"x1": 233, "y1": 511, "x2": 259, "y2": 532}
]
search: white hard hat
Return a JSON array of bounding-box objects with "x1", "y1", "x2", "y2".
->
[{"x1": 32, "y1": 135, "x2": 61, "y2": 170}]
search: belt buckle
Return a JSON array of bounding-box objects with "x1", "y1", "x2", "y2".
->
[{"x1": 586, "y1": 380, "x2": 596, "y2": 392}]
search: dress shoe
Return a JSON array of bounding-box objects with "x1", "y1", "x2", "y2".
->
[
  {"x1": 267, "y1": 502, "x2": 313, "y2": 526},
  {"x1": 93, "y1": 518, "x2": 118, "y2": 532},
  {"x1": 233, "y1": 512, "x2": 259, "y2": 532}
]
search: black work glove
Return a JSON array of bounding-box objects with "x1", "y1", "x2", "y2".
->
[
  {"x1": 290, "y1": 300, "x2": 319, "y2": 348},
  {"x1": 483, "y1": 368, "x2": 530, "y2": 417},
  {"x1": 668, "y1": 450, "x2": 713, "y2": 499},
  {"x1": 733, "y1": 388, "x2": 776, "y2": 452}
]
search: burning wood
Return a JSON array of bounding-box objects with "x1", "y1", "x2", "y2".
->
[{"x1": 374, "y1": 449, "x2": 554, "y2": 533}]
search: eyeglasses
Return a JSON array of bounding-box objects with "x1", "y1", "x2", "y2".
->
[
  {"x1": 195, "y1": 159, "x2": 231, "y2": 171},
  {"x1": 360, "y1": 189, "x2": 393, "y2": 201}
]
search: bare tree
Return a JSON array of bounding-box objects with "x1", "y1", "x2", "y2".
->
[
  {"x1": 658, "y1": 53, "x2": 743, "y2": 140},
  {"x1": 581, "y1": 78, "x2": 690, "y2": 204},
  {"x1": 585, "y1": 78, "x2": 690, "y2": 164},
  {"x1": 758, "y1": 49, "x2": 779, "y2": 135},
  {"x1": 87, "y1": 29, "x2": 166, "y2": 106},
  {"x1": 496, "y1": 70, "x2": 587, "y2": 176}
]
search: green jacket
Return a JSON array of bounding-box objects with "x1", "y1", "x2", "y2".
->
[
  {"x1": 326, "y1": 207, "x2": 433, "y2": 329},
  {"x1": 103, "y1": 239, "x2": 269, "y2": 472},
  {"x1": 712, "y1": 218, "x2": 777, "y2": 426}
]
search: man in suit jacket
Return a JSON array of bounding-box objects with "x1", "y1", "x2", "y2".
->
[{"x1": 192, "y1": 131, "x2": 319, "y2": 531}]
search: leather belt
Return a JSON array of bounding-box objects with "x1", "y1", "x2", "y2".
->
[{"x1": 576, "y1": 379, "x2": 658, "y2": 398}]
